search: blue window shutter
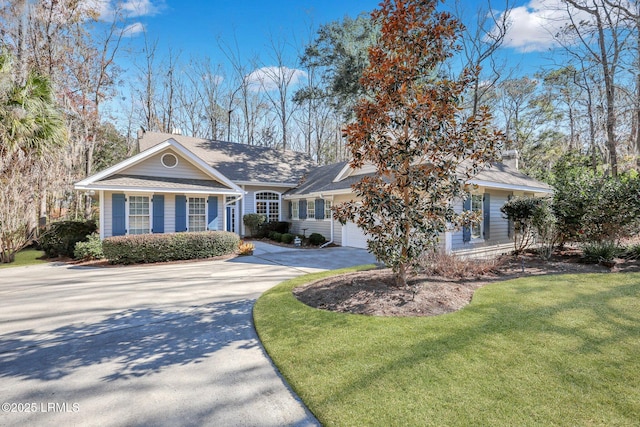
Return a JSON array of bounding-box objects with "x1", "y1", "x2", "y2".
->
[
  {"x1": 175, "y1": 195, "x2": 187, "y2": 232},
  {"x1": 207, "y1": 196, "x2": 218, "y2": 230},
  {"x1": 299, "y1": 200, "x2": 307, "y2": 219},
  {"x1": 288, "y1": 201, "x2": 292, "y2": 219},
  {"x1": 152, "y1": 195, "x2": 164, "y2": 233},
  {"x1": 507, "y1": 194, "x2": 513, "y2": 239},
  {"x1": 112, "y1": 193, "x2": 126, "y2": 236},
  {"x1": 462, "y1": 197, "x2": 471, "y2": 243},
  {"x1": 483, "y1": 193, "x2": 490, "y2": 240},
  {"x1": 315, "y1": 199, "x2": 325, "y2": 219}
]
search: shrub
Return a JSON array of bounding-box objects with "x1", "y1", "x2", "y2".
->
[
  {"x1": 102, "y1": 231, "x2": 239, "y2": 264},
  {"x1": 418, "y1": 251, "x2": 504, "y2": 278},
  {"x1": 243, "y1": 214, "x2": 266, "y2": 236},
  {"x1": 257, "y1": 221, "x2": 291, "y2": 238},
  {"x1": 40, "y1": 220, "x2": 97, "y2": 257},
  {"x1": 308, "y1": 232, "x2": 326, "y2": 246},
  {"x1": 238, "y1": 241, "x2": 255, "y2": 256},
  {"x1": 269, "y1": 231, "x2": 283, "y2": 242},
  {"x1": 622, "y1": 244, "x2": 640, "y2": 260},
  {"x1": 500, "y1": 196, "x2": 557, "y2": 257},
  {"x1": 552, "y1": 152, "x2": 640, "y2": 244},
  {"x1": 73, "y1": 233, "x2": 104, "y2": 260},
  {"x1": 581, "y1": 241, "x2": 621, "y2": 264},
  {"x1": 281, "y1": 233, "x2": 295, "y2": 244}
]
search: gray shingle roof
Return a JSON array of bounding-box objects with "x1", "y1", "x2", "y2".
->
[
  {"x1": 139, "y1": 132, "x2": 315, "y2": 185},
  {"x1": 284, "y1": 161, "x2": 354, "y2": 196},
  {"x1": 96, "y1": 174, "x2": 230, "y2": 191},
  {"x1": 285, "y1": 161, "x2": 552, "y2": 197},
  {"x1": 472, "y1": 162, "x2": 552, "y2": 191}
]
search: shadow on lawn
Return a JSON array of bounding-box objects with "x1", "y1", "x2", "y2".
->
[
  {"x1": 310, "y1": 275, "x2": 640, "y2": 406},
  {"x1": 0, "y1": 300, "x2": 256, "y2": 382}
]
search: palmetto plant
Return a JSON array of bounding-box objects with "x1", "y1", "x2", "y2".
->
[{"x1": 0, "y1": 50, "x2": 67, "y2": 263}]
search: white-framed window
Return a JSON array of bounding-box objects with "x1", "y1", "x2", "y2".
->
[
  {"x1": 255, "y1": 191, "x2": 280, "y2": 222},
  {"x1": 324, "y1": 199, "x2": 332, "y2": 220},
  {"x1": 129, "y1": 195, "x2": 150, "y2": 234},
  {"x1": 307, "y1": 199, "x2": 315, "y2": 219},
  {"x1": 471, "y1": 194, "x2": 483, "y2": 239},
  {"x1": 161, "y1": 152, "x2": 178, "y2": 168},
  {"x1": 188, "y1": 197, "x2": 206, "y2": 232},
  {"x1": 292, "y1": 200, "x2": 299, "y2": 220}
]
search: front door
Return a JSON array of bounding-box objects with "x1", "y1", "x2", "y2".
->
[{"x1": 226, "y1": 197, "x2": 236, "y2": 233}]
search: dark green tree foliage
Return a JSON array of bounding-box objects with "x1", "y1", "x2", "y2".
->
[
  {"x1": 500, "y1": 196, "x2": 554, "y2": 254},
  {"x1": 552, "y1": 151, "x2": 640, "y2": 244},
  {"x1": 40, "y1": 220, "x2": 97, "y2": 258},
  {"x1": 92, "y1": 122, "x2": 131, "y2": 172},
  {"x1": 296, "y1": 14, "x2": 378, "y2": 119}
]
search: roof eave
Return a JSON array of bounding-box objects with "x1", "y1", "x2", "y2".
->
[
  {"x1": 468, "y1": 179, "x2": 553, "y2": 194},
  {"x1": 74, "y1": 183, "x2": 243, "y2": 195},
  {"x1": 283, "y1": 188, "x2": 353, "y2": 199}
]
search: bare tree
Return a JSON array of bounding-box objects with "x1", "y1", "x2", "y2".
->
[
  {"x1": 561, "y1": 0, "x2": 630, "y2": 177},
  {"x1": 255, "y1": 36, "x2": 305, "y2": 151},
  {"x1": 455, "y1": 0, "x2": 514, "y2": 117},
  {"x1": 219, "y1": 37, "x2": 263, "y2": 144}
]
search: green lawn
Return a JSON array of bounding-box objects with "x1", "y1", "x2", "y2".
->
[
  {"x1": 0, "y1": 248, "x2": 47, "y2": 269},
  {"x1": 254, "y1": 268, "x2": 640, "y2": 427}
]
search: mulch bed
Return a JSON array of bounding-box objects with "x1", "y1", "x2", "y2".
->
[{"x1": 293, "y1": 248, "x2": 640, "y2": 317}]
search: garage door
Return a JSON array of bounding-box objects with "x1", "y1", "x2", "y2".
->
[{"x1": 342, "y1": 221, "x2": 368, "y2": 249}]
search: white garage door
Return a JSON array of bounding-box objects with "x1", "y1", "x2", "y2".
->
[{"x1": 342, "y1": 221, "x2": 368, "y2": 249}]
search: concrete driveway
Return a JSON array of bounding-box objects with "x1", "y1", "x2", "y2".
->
[{"x1": 0, "y1": 244, "x2": 375, "y2": 427}]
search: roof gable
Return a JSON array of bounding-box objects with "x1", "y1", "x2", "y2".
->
[
  {"x1": 139, "y1": 131, "x2": 315, "y2": 185},
  {"x1": 75, "y1": 139, "x2": 243, "y2": 194}
]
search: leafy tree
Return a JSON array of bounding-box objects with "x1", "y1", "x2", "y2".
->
[
  {"x1": 334, "y1": 0, "x2": 502, "y2": 286},
  {"x1": 92, "y1": 122, "x2": 132, "y2": 172},
  {"x1": 0, "y1": 51, "x2": 67, "y2": 263},
  {"x1": 500, "y1": 196, "x2": 557, "y2": 257},
  {"x1": 295, "y1": 14, "x2": 378, "y2": 120},
  {"x1": 551, "y1": 151, "x2": 640, "y2": 244}
]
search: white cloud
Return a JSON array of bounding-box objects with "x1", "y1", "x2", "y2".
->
[
  {"x1": 495, "y1": 0, "x2": 592, "y2": 53},
  {"x1": 120, "y1": 0, "x2": 162, "y2": 18},
  {"x1": 122, "y1": 22, "x2": 145, "y2": 37},
  {"x1": 86, "y1": 0, "x2": 164, "y2": 21},
  {"x1": 245, "y1": 67, "x2": 307, "y2": 92}
]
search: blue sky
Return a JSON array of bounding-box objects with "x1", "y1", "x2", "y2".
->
[
  {"x1": 93, "y1": 0, "x2": 583, "y2": 126},
  {"x1": 104, "y1": 0, "x2": 573, "y2": 74}
]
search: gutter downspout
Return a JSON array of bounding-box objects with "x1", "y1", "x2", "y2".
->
[
  {"x1": 240, "y1": 185, "x2": 246, "y2": 237},
  {"x1": 320, "y1": 195, "x2": 334, "y2": 248}
]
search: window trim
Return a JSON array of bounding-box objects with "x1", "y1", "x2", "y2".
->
[
  {"x1": 254, "y1": 191, "x2": 282, "y2": 222},
  {"x1": 470, "y1": 193, "x2": 484, "y2": 241},
  {"x1": 307, "y1": 198, "x2": 315, "y2": 220},
  {"x1": 124, "y1": 193, "x2": 153, "y2": 235},
  {"x1": 161, "y1": 152, "x2": 179, "y2": 168},
  {"x1": 187, "y1": 196, "x2": 207, "y2": 232},
  {"x1": 324, "y1": 199, "x2": 332, "y2": 221}
]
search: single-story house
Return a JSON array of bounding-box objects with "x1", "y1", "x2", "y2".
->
[{"x1": 75, "y1": 131, "x2": 552, "y2": 256}]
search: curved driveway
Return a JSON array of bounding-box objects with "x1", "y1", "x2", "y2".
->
[{"x1": 0, "y1": 243, "x2": 375, "y2": 427}]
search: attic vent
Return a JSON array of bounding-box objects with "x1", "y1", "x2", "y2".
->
[{"x1": 161, "y1": 153, "x2": 178, "y2": 168}]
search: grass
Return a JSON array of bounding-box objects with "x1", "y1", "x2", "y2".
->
[
  {"x1": 0, "y1": 248, "x2": 48, "y2": 269},
  {"x1": 254, "y1": 268, "x2": 640, "y2": 426}
]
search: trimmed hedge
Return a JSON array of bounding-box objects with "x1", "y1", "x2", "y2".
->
[
  {"x1": 269, "y1": 231, "x2": 283, "y2": 242},
  {"x1": 40, "y1": 220, "x2": 97, "y2": 257},
  {"x1": 102, "y1": 231, "x2": 240, "y2": 265},
  {"x1": 309, "y1": 232, "x2": 327, "y2": 246},
  {"x1": 257, "y1": 221, "x2": 290, "y2": 238},
  {"x1": 281, "y1": 233, "x2": 295, "y2": 244}
]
